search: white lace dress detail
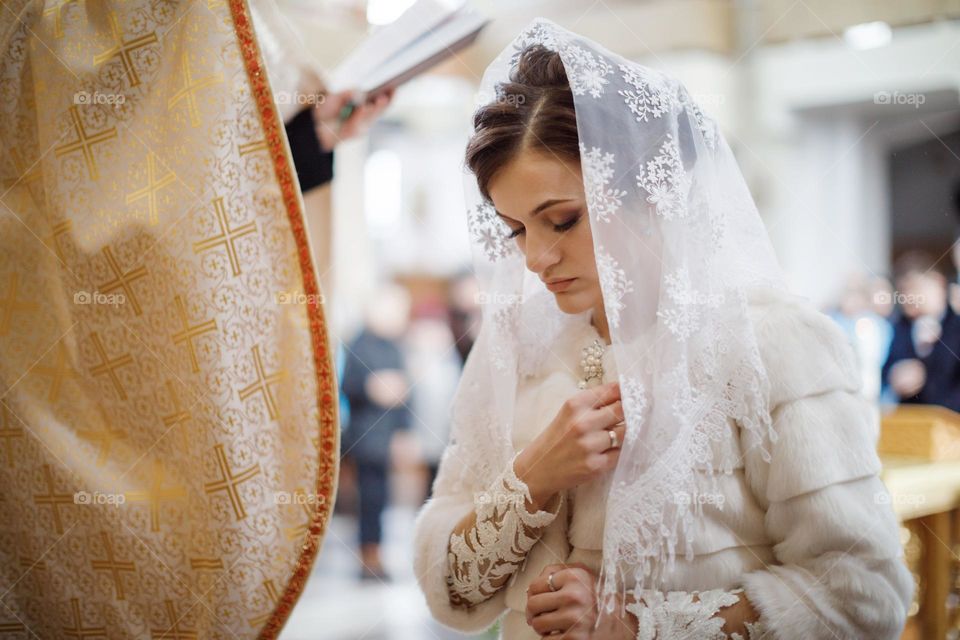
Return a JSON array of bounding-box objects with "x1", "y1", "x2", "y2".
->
[
  {"x1": 445, "y1": 453, "x2": 563, "y2": 608},
  {"x1": 628, "y1": 588, "x2": 769, "y2": 640}
]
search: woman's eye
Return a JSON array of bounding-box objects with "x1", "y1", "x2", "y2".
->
[
  {"x1": 507, "y1": 226, "x2": 525, "y2": 239},
  {"x1": 553, "y1": 215, "x2": 581, "y2": 233}
]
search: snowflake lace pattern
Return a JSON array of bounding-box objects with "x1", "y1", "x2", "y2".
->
[
  {"x1": 656, "y1": 267, "x2": 719, "y2": 341},
  {"x1": 620, "y1": 374, "x2": 648, "y2": 449},
  {"x1": 581, "y1": 144, "x2": 627, "y2": 223},
  {"x1": 467, "y1": 202, "x2": 516, "y2": 262},
  {"x1": 637, "y1": 134, "x2": 689, "y2": 221},
  {"x1": 562, "y1": 44, "x2": 613, "y2": 98},
  {"x1": 619, "y1": 64, "x2": 672, "y2": 122},
  {"x1": 596, "y1": 246, "x2": 634, "y2": 329}
]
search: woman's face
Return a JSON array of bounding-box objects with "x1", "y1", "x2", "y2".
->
[{"x1": 487, "y1": 148, "x2": 601, "y2": 315}]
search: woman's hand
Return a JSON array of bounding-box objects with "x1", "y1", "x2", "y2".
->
[
  {"x1": 514, "y1": 381, "x2": 624, "y2": 510},
  {"x1": 525, "y1": 563, "x2": 637, "y2": 639}
]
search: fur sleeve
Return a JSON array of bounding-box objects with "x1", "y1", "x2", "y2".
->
[
  {"x1": 412, "y1": 444, "x2": 509, "y2": 633},
  {"x1": 739, "y1": 297, "x2": 913, "y2": 639}
]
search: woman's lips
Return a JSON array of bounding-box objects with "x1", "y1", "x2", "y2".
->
[{"x1": 545, "y1": 278, "x2": 576, "y2": 293}]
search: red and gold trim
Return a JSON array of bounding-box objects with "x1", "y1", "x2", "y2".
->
[{"x1": 228, "y1": 2, "x2": 341, "y2": 637}]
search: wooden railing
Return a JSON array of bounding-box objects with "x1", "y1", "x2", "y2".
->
[{"x1": 880, "y1": 405, "x2": 960, "y2": 640}]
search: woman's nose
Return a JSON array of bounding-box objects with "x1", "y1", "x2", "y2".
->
[{"x1": 524, "y1": 230, "x2": 560, "y2": 275}]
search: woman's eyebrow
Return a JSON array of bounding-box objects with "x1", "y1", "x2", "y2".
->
[
  {"x1": 495, "y1": 198, "x2": 575, "y2": 222},
  {"x1": 531, "y1": 198, "x2": 573, "y2": 215}
]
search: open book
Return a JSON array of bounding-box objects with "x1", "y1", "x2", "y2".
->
[{"x1": 326, "y1": 0, "x2": 489, "y2": 97}]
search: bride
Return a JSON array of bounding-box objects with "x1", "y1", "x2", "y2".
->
[{"x1": 413, "y1": 19, "x2": 911, "y2": 640}]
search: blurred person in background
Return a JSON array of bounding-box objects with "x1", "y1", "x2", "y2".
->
[
  {"x1": 882, "y1": 253, "x2": 960, "y2": 411},
  {"x1": 447, "y1": 270, "x2": 483, "y2": 365},
  {"x1": 950, "y1": 180, "x2": 960, "y2": 315},
  {"x1": 827, "y1": 272, "x2": 894, "y2": 401},
  {"x1": 340, "y1": 283, "x2": 413, "y2": 580},
  {"x1": 406, "y1": 315, "x2": 462, "y2": 500}
]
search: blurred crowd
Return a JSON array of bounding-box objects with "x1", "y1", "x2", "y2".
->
[
  {"x1": 830, "y1": 247, "x2": 960, "y2": 412},
  {"x1": 335, "y1": 275, "x2": 481, "y2": 580}
]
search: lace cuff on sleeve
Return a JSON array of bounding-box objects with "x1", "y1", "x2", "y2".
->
[
  {"x1": 627, "y1": 588, "x2": 768, "y2": 640},
  {"x1": 445, "y1": 453, "x2": 563, "y2": 608}
]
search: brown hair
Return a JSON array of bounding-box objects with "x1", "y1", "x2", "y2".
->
[{"x1": 465, "y1": 45, "x2": 579, "y2": 201}]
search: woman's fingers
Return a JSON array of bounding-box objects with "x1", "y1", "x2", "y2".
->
[
  {"x1": 525, "y1": 590, "x2": 565, "y2": 617},
  {"x1": 582, "y1": 381, "x2": 620, "y2": 409},
  {"x1": 584, "y1": 423, "x2": 627, "y2": 453},
  {"x1": 596, "y1": 400, "x2": 624, "y2": 425},
  {"x1": 529, "y1": 610, "x2": 575, "y2": 636},
  {"x1": 578, "y1": 400, "x2": 624, "y2": 433},
  {"x1": 528, "y1": 564, "x2": 568, "y2": 596},
  {"x1": 529, "y1": 564, "x2": 594, "y2": 598},
  {"x1": 610, "y1": 423, "x2": 626, "y2": 450}
]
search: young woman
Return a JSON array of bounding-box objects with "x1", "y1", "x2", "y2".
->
[{"x1": 413, "y1": 19, "x2": 912, "y2": 640}]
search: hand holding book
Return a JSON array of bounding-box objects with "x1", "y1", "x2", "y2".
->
[
  {"x1": 314, "y1": 89, "x2": 395, "y2": 150},
  {"x1": 326, "y1": 0, "x2": 488, "y2": 106}
]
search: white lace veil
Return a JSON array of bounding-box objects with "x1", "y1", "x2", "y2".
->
[{"x1": 448, "y1": 18, "x2": 789, "y2": 618}]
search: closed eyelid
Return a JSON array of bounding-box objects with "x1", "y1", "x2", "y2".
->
[{"x1": 495, "y1": 198, "x2": 576, "y2": 222}]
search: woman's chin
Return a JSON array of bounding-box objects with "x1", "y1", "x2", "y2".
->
[{"x1": 552, "y1": 292, "x2": 590, "y2": 314}]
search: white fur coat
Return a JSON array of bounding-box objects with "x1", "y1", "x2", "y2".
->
[{"x1": 413, "y1": 292, "x2": 913, "y2": 639}]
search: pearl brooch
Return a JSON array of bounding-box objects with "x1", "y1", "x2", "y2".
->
[{"x1": 578, "y1": 339, "x2": 605, "y2": 389}]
